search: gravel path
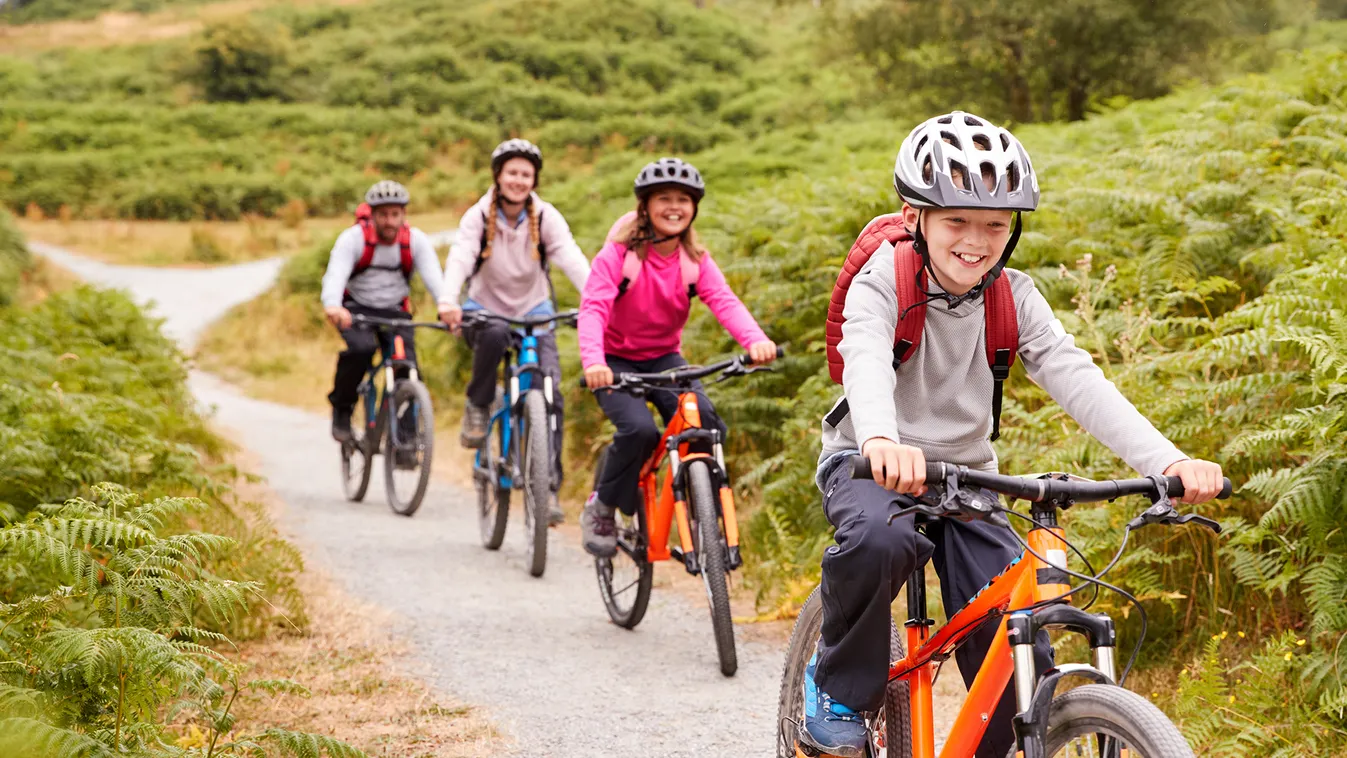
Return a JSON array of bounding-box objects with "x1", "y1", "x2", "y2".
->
[{"x1": 39, "y1": 244, "x2": 791, "y2": 757}]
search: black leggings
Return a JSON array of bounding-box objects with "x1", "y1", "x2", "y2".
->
[{"x1": 593, "y1": 353, "x2": 726, "y2": 515}]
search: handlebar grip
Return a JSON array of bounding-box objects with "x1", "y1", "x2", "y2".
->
[
  {"x1": 848, "y1": 455, "x2": 943, "y2": 483},
  {"x1": 1165, "y1": 476, "x2": 1233, "y2": 500},
  {"x1": 776, "y1": 345, "x2": 786, "y2": 359}
]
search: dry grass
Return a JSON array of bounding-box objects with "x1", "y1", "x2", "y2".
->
[
  {"x1": 194, "y1": 289, "x2": 342, "y2": 410},
  {"x1": 0, "y1": 0, "x2": 369, "y2": 54},
  {"x1": 15, "y1": 210, "x2": 462, "y2": 268},
  {"x1": 222, "y1": 456, "x2": 504, "y2": 757}
]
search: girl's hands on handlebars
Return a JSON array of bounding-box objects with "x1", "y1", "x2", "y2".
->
[
  {"x1": 861, "y1": 437, "x2": 928, "y2": 496},
  {"x1": 1163, "y1": 459, "x2": 1224, "y2": 504},
  {"x1": 748, "y1": 340, "x2": 778, "y2": 365},
  {"x1": 584, "y1": 364, "x2": 614, "y2": 389},
  {"x1": 438, "y1": 305, "x2": 463, "y2": 334}
]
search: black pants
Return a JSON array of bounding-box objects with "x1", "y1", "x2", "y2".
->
[
  {"x1": 816, "y1": 460, "x2": 1054, "y2": 758},
  {"x1": 463, "y1": 319, "x2": 564, "y2": 487},
  {"x1": 329, "y1": 303, "x2": 415, "y2": 412},
  {"x1": 594, "y1": 353, "x2": 727, "y2": 516}
]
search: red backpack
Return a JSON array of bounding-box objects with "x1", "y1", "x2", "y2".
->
[
  {"x1": 825, "y1": 213, "x2": 1019, "y2": 440},
  {"x1": 347, "y1": 205, "x2": 414, "y2": 311}
]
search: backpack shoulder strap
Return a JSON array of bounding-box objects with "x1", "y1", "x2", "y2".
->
[
  {"x1": 982, "y1": 273, "x2": 1019, "y2": 441},
  {"x1": 616, "y1": 248, "x2": 642, "y2": 298},
  {"x1": 397, "y1": 225, "x2": 413, "y2": 279},
  {"x1": 681, "y1": 250, "x2": 700, "y2": 300},
  {"x1": 825, "y1": 213, "x2": 916, "y2": 383},
  {"x1": 353, "y1": 221, "x2": 377, "y2": 276},
  {"x1": 892, "y1": 242, "x2": 927, "y2": 369}
]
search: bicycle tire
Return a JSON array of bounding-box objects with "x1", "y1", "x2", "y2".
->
[
  {"x1": 341, "y1": 393, "x2": 373, "y2": 502},
  {"x1": 384, "y1": 380, "x2": 434, "y2": 516},
  {"x1": 477, "y1": 389, "x2": 509, "y2": 550},
  {"x1": 1043, "y1": 684, "x2": 1194, "y2": 758},
  {"x1": 688, "y1": 462, "x2": 737, "y2": 677},
  {"x1": 521, "y1": 389, "x2": 550, "y2": 578},
  {"x1": 592, "y1": 444, "x2": 653, "y2": 629},
  {"x1": 775, "y1": 586, "x2": 911, "y2": 758}
]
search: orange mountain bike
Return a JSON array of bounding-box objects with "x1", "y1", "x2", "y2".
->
[
  {"x1": 583, "y1": 348, "x2": 782, "y2": 677},
  {"x1": 777, "y1": 457, "x2": 1231, "y2": 758}
]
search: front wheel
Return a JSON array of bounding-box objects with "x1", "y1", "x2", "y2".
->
[
  {"x1": 1043, "y1": 684, "x2": 1194, "y2": 758},
  {"x1": 688, "y1": 461, "x2": 736, "y2": 677},
  {"x1": 384, "y1": 380, "x2": 434, "y2": 516},
  {"x1": 776, "y1": 586, "x2": 910, "y2": 758},
  {"x1": 521, "y1": 389, "x2": 550, "y2": 578}
]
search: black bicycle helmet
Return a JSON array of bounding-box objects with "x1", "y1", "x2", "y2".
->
[
  {"x1": 491, "y1": 138, "x2": 543, "y2": 177},
  {"x1": 633, "y1": 157, "x2": 705, "y2": 202}
]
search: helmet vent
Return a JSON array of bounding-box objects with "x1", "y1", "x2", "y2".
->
[
  {"x1": 1000, "y1": 133, "x2": 1011, "y2": 150},
  {"x1": 972, "y1": 134, "x2": 992, "y2": 151},
  {"x1": 949, "y1": 161, "x2": 971, "y2": 191},
  {"x1": 921, "y1": 156, "x2": 934, "y2": 184},
  {"x1": 980, "y1": 162, "x2": 996, "y2": 191},
  {"x1": 1007, "y1": 162, "x2": 1021, "y2": 192},
  {"x1": 964, "y1": 115, "x2": 984, "y2": 126},
  {"x1": 916, "y1": 134, "x2": 929, "y2": 153},
  {"x1": 940, "y1": 132, "x2": 961, "y2": 150},
  {"x1": 937, "y1": 115, "x2": 953, "y2": 124}
]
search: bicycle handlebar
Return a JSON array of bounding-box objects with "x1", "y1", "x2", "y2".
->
[
  {"x1": 579, "y1": 346, "x2": 785, "y2": 390},
  {"x1": 460, "y1": 308, "x2": 579, "y2": 328},
  {"x1": 351, "y1": 315, "x2": 447, "y2": 330},
  {"x1": 848, "y1": 456, "x2": 1232, "y2": 503}
]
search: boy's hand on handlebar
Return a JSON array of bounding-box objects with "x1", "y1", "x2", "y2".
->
[
  {"x1": 324, "y1": 306, "x2": 352, "y2": 330},
  {"x1": 438, "y1": 305, "x2": 463, "y2": 334},
  {"x1": 1164, "y1": 458, "x2": 1224, "y2": 504},
  {"x1": 748, "y1": 340, "x2": 777, "y2": 365},
  {"x1": 584, "y1": 364, "x2": 614, "y2": 389},
  {"x1": 861, "y1": 437, "x2": 927, "y2": 496}
]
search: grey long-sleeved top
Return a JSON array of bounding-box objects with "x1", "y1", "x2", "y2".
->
[
  {"x1": 817, "y1": 240, "x2": 1188, "y2": 489},
  {"x1": 320, "y1": 225, "x2": 445, "y2": 310}
]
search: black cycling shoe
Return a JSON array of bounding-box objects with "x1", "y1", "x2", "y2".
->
[
  {"x1": 460, "y1": 402, "x2": 488, "y2": 449},
  {"x1": 331, "y1": 406, "x2": 353, "y2": 443}
]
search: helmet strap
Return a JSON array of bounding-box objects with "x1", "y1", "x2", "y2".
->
[{"x1": 915, "y1": 210, "x2": 1023, "y2": 308}]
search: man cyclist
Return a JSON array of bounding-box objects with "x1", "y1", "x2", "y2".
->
[{"x1": 321, "y1": 180, "x2": 446, "y2": 442}]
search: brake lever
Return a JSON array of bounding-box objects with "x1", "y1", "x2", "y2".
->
[{"x1": 1126, "y1": 484, "x2": 1222, "y2": 534}]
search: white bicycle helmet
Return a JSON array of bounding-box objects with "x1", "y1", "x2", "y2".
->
[
  {"x1": 365, "y1": 180, "x2": 410, "y2": 208},
  {"x1": 491, "y1": 138, "x2": 543, "y2": 176},
  {"x1": 895, "y1": 111, "x2": 1038, "y2": 211},
  {"x1": 633, "y1": 157, "x2": 705, "y2": 202}
]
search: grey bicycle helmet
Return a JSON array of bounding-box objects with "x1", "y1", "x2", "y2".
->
[
  {"x1": 895, "y1": 111, "x2": 1038, "y2": 211},
  {"x1": 365, "y1": 180, "x2": 410, "y2": 208},
  {"x1": 633, "y1": 157, "x2": 705, "y2": 202},
  {"x1": 491, "y1": 138, "x2": 543, "y2": 176}
]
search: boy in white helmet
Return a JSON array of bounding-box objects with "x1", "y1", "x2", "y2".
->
[
  {"x1": 801, "y1": 113, "x2": 1225, "y2": 757},
  {"x1": 321, "y1": 180, "x2": 445, "y2": 442}
]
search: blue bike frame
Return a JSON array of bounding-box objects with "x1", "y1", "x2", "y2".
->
[{"x1": 475, "y1": 331, "x2": 552, "y2": 491}]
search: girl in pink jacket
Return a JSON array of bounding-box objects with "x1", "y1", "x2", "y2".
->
[{"x1": 578, "y1": 157, "x2": 776, "y2": 558}]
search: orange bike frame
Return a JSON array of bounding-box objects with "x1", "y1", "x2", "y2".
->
[
  {"x1": 894, "y1": 527, "x2": 1072, "y2": 758},
  {"x1": 635, "y1": 391, "x2": 741, "y2": 563}
]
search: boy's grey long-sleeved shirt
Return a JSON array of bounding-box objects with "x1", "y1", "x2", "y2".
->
[
  {"x1": 817, "y1": 240, "x2": 1188, "y2": 489},
  {"x1": 320, "y1": 225, "x2": 445, "y2": 310}
]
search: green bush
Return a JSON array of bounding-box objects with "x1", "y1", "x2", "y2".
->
[
  {"x1": 184, "y1": 17, "x2": 294, "y2": 103},
  {"x1": 0, "y1": 209, "x2": 30, "y2": 306}
]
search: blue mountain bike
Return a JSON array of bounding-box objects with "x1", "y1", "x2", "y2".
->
[{"x1": 465, "y1": 308, "x2": 577, "y2": 578}]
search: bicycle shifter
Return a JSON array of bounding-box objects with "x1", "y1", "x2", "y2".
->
[
  {"x1": 886, "y1": 474, "x2": 1009, "y2": 528},
  {"x1": 1126, "y1": 477, "x2": 1222, "y2": 534}
]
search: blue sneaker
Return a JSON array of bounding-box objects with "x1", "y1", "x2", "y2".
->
[{"x1": 801, "y1": 649, "x2": 868, "y2": 758}]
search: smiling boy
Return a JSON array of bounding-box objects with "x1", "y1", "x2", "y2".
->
[{"x1": 801, "y1": 112, "x2": 1224, "y2": 757}]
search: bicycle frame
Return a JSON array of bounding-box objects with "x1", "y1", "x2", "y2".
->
[
  {"x1": 474, "y1": 326, "x2": 556, "y2": 491},
  {"x1": 889, "y1": 511, "x2": 1113, "y2": 758},
  {"x1": 356, "y1": 332, "x2": 420, "y2": 453},
  {"x1": 634, "y1": 390, "x2": 743, "y2": 575}
]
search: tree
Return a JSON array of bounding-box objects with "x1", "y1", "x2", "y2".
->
[
  {"x1": 840, "y1": 0, "x2": 1293, "y2": 122},
  {"x1": 184, "y1": 17, "x2": 292, "y2": 103}
]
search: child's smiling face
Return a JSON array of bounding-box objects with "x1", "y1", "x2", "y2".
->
[{"x1": 903, "y1": 204, "x2": 1014, "y2": 296}]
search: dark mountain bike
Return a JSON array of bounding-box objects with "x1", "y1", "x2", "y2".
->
[
  {"x1": 466, "y1": 308, "x2": 577, "y2": 578},
  {"x1": 340, "y1": 315, "x2": 445, "y2": 517}
]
